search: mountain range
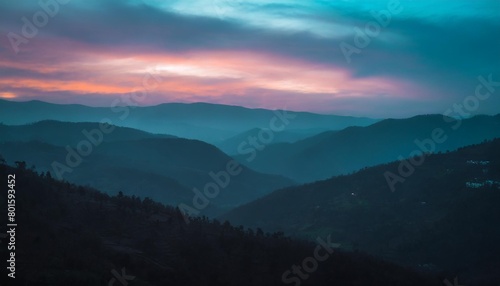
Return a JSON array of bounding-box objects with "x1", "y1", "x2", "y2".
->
[
  {"x1": 222, "y1": 138, "x2": 500, "y2": 284},
  {"x1": 236, "y1": 114, "x2": 500, "y2": 182},
  {"x1": 0, "y1": 121, "x2": 293, "y2": 216},
  {"x1": 1, "y1": 99, "x2": 499, "y2": 285},
  {"x1": 0, "y1": 99, "x2": 377, "y2": 145}
]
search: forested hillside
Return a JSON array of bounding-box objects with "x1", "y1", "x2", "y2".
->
[{"x1": 0, "y1": 159, "x2": 439, "y2": 286}]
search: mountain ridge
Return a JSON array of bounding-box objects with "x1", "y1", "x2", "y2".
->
[
  {"x1": 0, "y1": 121, "x2": 294, "y2": 216},
  {"x1": 222, "y1": 138, "x2": 500, "y2": 284},
  {"x1": 0, "y1": 99, "x2": 379, "y2": 144},
  {"x1": 236, "y1": 114, "x2": 500, "y2": 182}
]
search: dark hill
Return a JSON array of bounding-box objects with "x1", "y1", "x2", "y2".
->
[
  {"x1": 223, "y1": 138, "x2": 500, "y2": 285},
  {"x1": 0, "y1": 161, "x2": 440, "y2": 286}
]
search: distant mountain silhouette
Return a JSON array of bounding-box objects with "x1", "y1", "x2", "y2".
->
[
  {"x1": 214, "y1": 127, "x2": 326, "y2": 155},
  {"x1": 0, "y1": 161, "x2": 441, "y2": 286},
  {"x1": 222, "y1": 139, "x2": 500, "y2": 285},
  {"x1": 0, "y1": 120, "x2": 175, "y2": 146},
  {"x1": 0, "y1": 122, "x2": 293, "y2": 216},
  {"x1": 236, "y1": 114, "x2": 500, "y2": 182},
  {"x1": 0, "y1": 99, "x2": 377, "y2": 144}
]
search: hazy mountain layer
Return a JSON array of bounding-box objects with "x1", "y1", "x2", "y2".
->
[
  {"x1": 236, "y1": 114, "x2": 500, "y2": 182},
  {"x1": 0, "y1": 122, "x2": 293, "y2": 216},
  {"x1": 0, "y1": 99, "x2": 377, "y2": 144},
  {"x1": 223, "y1": 139, "x2": 500, "y2": 284}
]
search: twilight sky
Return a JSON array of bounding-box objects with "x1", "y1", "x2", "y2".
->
[{"x1": 1, "y1": 0, "x2": 499, "y2": 117}]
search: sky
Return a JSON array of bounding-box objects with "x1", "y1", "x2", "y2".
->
[{"x1": 0, "y1": 0, "x2": 499, "y2": 117}]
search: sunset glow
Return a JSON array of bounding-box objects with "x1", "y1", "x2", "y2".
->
[{"x1": 1, "y1": 0, "x2": 499, "y2": 116}]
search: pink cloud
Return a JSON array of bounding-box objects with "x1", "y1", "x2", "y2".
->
[{"x1": 0, "y1": 37, "x2": 427, "y2": 114}]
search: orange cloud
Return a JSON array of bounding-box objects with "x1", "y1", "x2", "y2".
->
[{"x1": 0, "y1": 92, "x2": 17, "y2": 99}]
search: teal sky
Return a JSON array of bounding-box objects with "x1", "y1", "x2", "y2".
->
[{"x1": 0, "y1": 0, "x2": 499, "y2": 117}]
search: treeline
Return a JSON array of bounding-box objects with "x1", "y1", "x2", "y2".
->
[{"x1": 0, "y1": 159, "x2": 440, "y2": 285}]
